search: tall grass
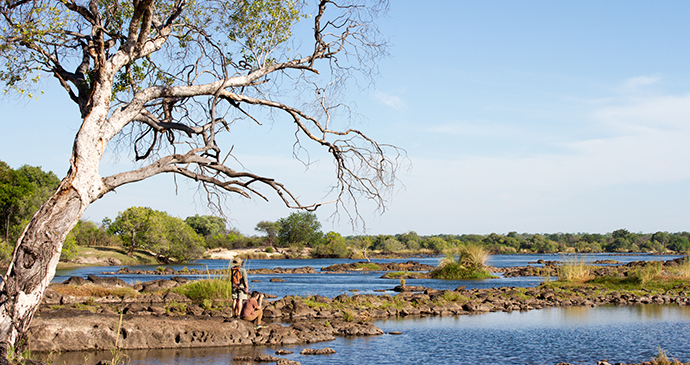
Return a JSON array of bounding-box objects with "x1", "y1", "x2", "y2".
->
[
  {"x1": 173, "y1": 264, "x2": 234, "y2": 303},
  {"x1": 431, "y1": 244, "x2": 494, "y2": 280},
  {"x1": 651, "y1": 347, "x2": 685, "y2": 365},
  {"x1": 673, "y1": 252, "x2": 690, "y2": 279},
  {"x1": 458, "y1": 243, "x2": 489, "y2": 269},
  {"x1": 557, "y1": 255, "x2": 590, "y2": 282},
  {"x1": 637, "y1": 261, "x2": 663, "y2": 285}
]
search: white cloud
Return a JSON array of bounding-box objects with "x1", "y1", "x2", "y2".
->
[
  {"x1": 374, "y1": 91, "x2": 405, "y2": 109},
  {"x1": 623, "y1": 75, "x2": 661, "y2": 88},
  {"x1": 369, "y1": 92, "x2": 690, "y2": 234}
]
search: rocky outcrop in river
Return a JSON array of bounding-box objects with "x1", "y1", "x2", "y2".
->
[
  {"x1": 320, "y1": 260, "x2": 435, "y2": 272},
  {"x1": 29, "y1": 310, "x2": 381, "y2": 353},
  {"x1": 110, "y1": 266, "x2": 317, "y2": 276},
  {"x1": 32, "y1": 270, "x2": 690, "y2": 354}
]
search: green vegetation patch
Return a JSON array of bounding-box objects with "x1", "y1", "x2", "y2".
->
[
  {"x1": 302, "y1": 297, "x2": 330, "y2": 309},
  {"x1": 385, "y1": 271, "x2": 409, "y2": 278},
  {"x1": 174, "y1": 278, "x2": 233, "y2": 303},
  {"x1": 440, "y1": 291, "x2": 468, "y2": 302},
  {"x1": 355, "y1": 262, "x2": 381, "y2": 271},
  {"x1": 545, "y1": 275, "x2": 689, "y2": 296},
  {"x1": 431, "y1": 262, "x2": 496, "y2": 280}
]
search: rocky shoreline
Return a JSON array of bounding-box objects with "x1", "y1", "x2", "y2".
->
[{"x1": 28, "y1": 257, "x2": 690, "y2": 364}]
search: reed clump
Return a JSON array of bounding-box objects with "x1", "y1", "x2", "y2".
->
[
  {"x1": 557, "y1": 255, "x2": 591, "y2": 282},
  {"x1": 636, "y1": 261, "x2": 663, "y2": 285},
  {"x1": 431, "y1": 244, "x2": 495, "y2": 280},
  {"x1": 173, "y1": 264, "x2": 234, "y2": 304},
  {"x1": 673, "y1": 252, "x2": 690, "y2": 279},
  {"x1": 651, "y1": 347, "x2": 687, "y2": 365}
]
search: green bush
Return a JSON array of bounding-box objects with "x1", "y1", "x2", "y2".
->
[
  {"x1": 174, "y1": 278, "x2": 233, "y2": 303},
  {"x1": 430, "y1": 262, "x2": 494, "y2": 280}
]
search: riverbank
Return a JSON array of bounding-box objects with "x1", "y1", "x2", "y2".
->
[
  {"x1": 26, "y1": 256, "x2": 690, "y2": 364},
  {"x1": 32, "y1": 268, "x2": 690, "y2": 351}
]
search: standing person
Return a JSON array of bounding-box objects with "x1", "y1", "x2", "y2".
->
[
  {"x1": 231, "y1": 257, "x2": 248, "y2": 318},
  {"x1": 241, "y1": 291, "x2": 265, "y2": 328}
]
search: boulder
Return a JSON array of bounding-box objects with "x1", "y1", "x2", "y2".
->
[
  {"x1": 87, "y1": 275, "x2": 130, "y2": 289},
  {"x1": 290, "y1": 301, "x2": 317, "y2": 319},
  {"x1": 301, "y1": 347, "x2": 336, "y2": 355}
]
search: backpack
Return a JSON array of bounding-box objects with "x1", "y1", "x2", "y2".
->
[{"x1": 231, "y1": 266, "x2": 244, "y2": 291}]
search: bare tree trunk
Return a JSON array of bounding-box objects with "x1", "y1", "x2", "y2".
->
[
  {"x1": 0, "y1": 180, "x2": 84, "y2": 351},
  {"x1": 0, "y1": 82, "x2": 111, "y2": 352}
]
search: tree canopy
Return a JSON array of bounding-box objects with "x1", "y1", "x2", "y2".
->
[
  {"x1": 185, "y1": 215, "x2": 227, "y2": 237},
  {"x1": 277, "y1": 211, "x2": 323, "y2": 246},
  {"x1": 0, "y1": 161, "x2": 60, "y2": 244},
  {"x1": 0, "y1": 0, "x2": 398, "y2": 352},
  {"x1": 109, "y1": 206, "x2": 204, "y2": 262}
]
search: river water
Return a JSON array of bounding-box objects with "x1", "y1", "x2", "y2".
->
[{"x1": 48, "y1": 253, "x2": 689, "y2": 365}]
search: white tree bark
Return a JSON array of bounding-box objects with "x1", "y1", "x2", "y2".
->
[{"x1": 0, "y1": 0, "x2": 399, "y2": 354}]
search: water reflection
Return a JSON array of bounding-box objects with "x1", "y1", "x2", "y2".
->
[{"x1": 43, "y1": 305, "x2": 690, "y2": 365}]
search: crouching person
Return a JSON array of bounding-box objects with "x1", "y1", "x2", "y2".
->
[{"x1": 241, "y1": 291, "x2": 265, "y2": 328}]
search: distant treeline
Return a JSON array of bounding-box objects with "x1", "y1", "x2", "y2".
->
[
  {"x1": 2, "y1": 161, "x2": 688, "y2": 264},
  {"x1": 370, "y1": 230, "x2": 690, "y2": 255}
]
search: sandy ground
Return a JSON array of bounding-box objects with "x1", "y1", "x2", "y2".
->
[{"x1": 204, "y1": 247, "x2": 284, "y2": 260}]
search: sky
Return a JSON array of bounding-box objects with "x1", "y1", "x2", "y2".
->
[{"x1": 2, "y1": 1, "x2": 690, "y2": 236}]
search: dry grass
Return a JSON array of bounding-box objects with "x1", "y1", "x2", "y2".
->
[
  {"x1": 637, "y1": 261, "x2": 664, "y2": 285},
  {"x1": 651, "y1": 347, "x2": 687, "y2": 365},
  {"x1": 557, "y1": 255, "x2": 591, "y2": 282},
  {"x1": 51, "y1": 284, "x2": 139, "y2": 298},
  {"x1": 673, "y1": 253, "x2": 690, "y2": 279},
  {"x1": 458, "y1": 243, "x2": 489, "y2": 269}
]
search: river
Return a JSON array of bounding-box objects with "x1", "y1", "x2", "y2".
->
[{"x1": 47, "y1": 253, "x2": 689, "y2": 365}]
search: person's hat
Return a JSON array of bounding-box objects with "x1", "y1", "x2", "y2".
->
[{"x1": 232, "y1": 257, "x2": 242, "y2": 265}]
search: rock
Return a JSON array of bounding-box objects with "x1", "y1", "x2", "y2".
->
[
  {"x1": 163, "y1": 292, "x2": 190, "y2": 303},
  {"x1": 275, "y1": 349, "x2": 294, "y2": 355},
  {"x1": 62, "y1": 276, "x2": 88, "y2": 285},
  {"x1": 232, "y1": 356, "x2": 253, "y2": 361},
  {"x1": 290, "y1": 301, "x2": 317, "y2": 319},
  {"x1": 87, "y1": 275, "x2": 130, "y2": 289},
  {"x1": 255, "y1": 354, "x2": 282, "y2": 362},
  {"x1": 263, "y1": 305, "x2": 283, "y2": 318},
  {"x1": 300, "y1": 347, "x2": 336, "y2": 355},
  {"x1": 134, "y1": 279, "x2": 181, "y2": 292},
  {"x1": 270, "y1": 278, "x2": 286, "y2": 282},
  {"x1": 149, "y1": 306, "x2": 166, "y2": 315},
  {"x1": 277, "y1": 360, "x2": 301, "y2": 365},
  {"x1": 387, "y1": 331, "x2": 402, "y2": 335},
  {"x1": 393, "y1": 285, "x2": 427, "y2": 292},
  {"x1": 43, "y1": 288, "x2": 62, "y2": 305}
]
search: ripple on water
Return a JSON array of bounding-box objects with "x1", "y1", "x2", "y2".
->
[{"x1": 43, "y1": 305, "x2": 690, "y2": 365}]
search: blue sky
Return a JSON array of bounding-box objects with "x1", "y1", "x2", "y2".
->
[{"x1": 2, "y1": 1, "x2": 690, "y2": 236}]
